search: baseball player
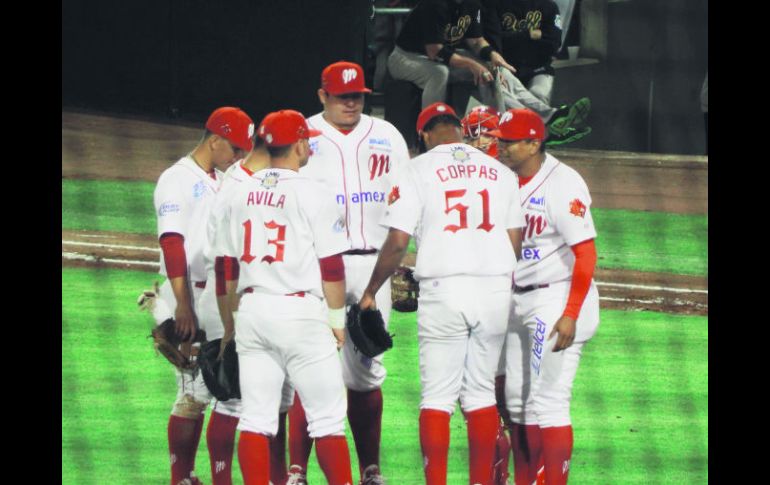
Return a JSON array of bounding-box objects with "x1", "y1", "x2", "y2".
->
[
  {"x1": 358, "y1": 102, "x2": 526, "y2": 485},
  {"x1": 215, "y1": 109, "x2": 354, "y2": 485},
  {"x1": 286, "y1": 60, "x2": 410, "y2": 485},
  {"x1": 461, "y1": 105, "x2": 501, "y2": 158},
  {"x1": 195, "y1": 133, "x2": 297, "y2": 485},
  {"x1": 487, "y1": 108, "x2": 600, "y2": 485},
  {"x1": 151, "y1": 106, "x2": 255, "y2": 485}
]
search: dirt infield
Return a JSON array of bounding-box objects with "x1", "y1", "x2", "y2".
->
[{"x1": 61, "y1": 110, "x2": 708, "y2": 316}]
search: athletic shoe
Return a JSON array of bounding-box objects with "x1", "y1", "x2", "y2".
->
[
  {"x1": 286, "y1": 465, "x2": 308, "y2": 485},
  {"x1": 547, "y1": 97, "x2": 591, "y2": 132},
  {"x1": 176, "y1": 472, "x2": 204, "y2": 485},
  {"x1": 545, "y1": 126, "x2": 592, "y2": 147},
  {"x1": 360, "y1": 464, "x2": 386, "y2": 485}
]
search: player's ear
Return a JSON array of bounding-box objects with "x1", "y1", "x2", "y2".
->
[{"x1": 317, "y1": 88, "x2": 327, "y2": 106}]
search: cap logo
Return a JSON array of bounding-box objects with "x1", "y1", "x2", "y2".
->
[
  {"x1": 220, "y1": 123, "x2": 232, "y2": 135},
  {"x1": 500, "y1": 112, "x2": 513, "y2": 124},
  {"x1": 530, "y1": 128, "x2": 536, "y2": 135},
  {"x1": 342, "y1": 68, "x2": 357, "y2": 84},
  {"x1": 248, "y1": 123, "x2": 255, "y2": 138},
  {"x1": 259, "y1": 125, "x2": 266, "y2": 135},
  {"x1": 266, "y1": 134, "x2": 273, "y2": 144},
  {"x1": 437, "y1": 105, "x2": 446, "y2": 112}
]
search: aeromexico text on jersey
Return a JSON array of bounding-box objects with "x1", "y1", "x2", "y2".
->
[{"x1": 335, "y1": 191, "x2": 387, "y2": 205}]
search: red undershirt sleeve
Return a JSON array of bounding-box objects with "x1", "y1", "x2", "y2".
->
[
  {"x1": 563, "y1": 239, "x2": 597, "y2": 319},
  {"x1": 159, "y1": 233, "x2": 187, "y2": 279},
  {"x1": 214, "y1": 256, "x2": 241, "y2": 296},
  {"x1": 319, "y1": 254, "x2": 345, "y2": 282}
]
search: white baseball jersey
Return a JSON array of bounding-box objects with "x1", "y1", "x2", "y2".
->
[
  {"x1": 300, "y1": 113, "x2": 410, "y2": 251},
  {"x1": 154, "y1": 156, "x2": 221, "y2": 282},
  {"x1": 382, "y1": 143, "x2": 526, "y2": 280},
  {"x1": 514, "y1": 153, "x2": 597, "y2": 288},
  {"x1": 216, "y1": 168, "x2": 349, "y2": 299}
]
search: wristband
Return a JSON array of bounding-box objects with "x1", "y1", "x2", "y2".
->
[
  {"x1": 479, "y1": 45, "x2": 495, "y2": 61},
  {"x1": 328, "y1": 307, "x2": 345, "y2": 329},
  {"x1": 436, "y1": 45, "x2": 456, "y2": 65}
]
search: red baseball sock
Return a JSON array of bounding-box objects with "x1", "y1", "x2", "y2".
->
[
  {"x1": 315, "y1": 435, "x2": 354, "y2": 485},
  {"x1": 288, "y1": 393, "x2": 313, "y2": 470},
  {"x1": 269, "y1": 412, "x2": 288, "y2": 485},
  {"x1": 466, "y1": 406, "x2": 499, "y2": 485},
  {"x1": 168, "y1": 414, "x2": 204, "y2": 484},
  {"x1": 541, "y1": 425, "x2": 573, "y2": 485},
  {"x1": 509, "y1": 423, "x2": 543, "y2": 485},
  {"x1": 237, "y1": 431, "x2": 270, "y2": 485},
  {"x1": 347, "y1": 388, "x2": 383, "y2": 475},
  {"x1": 419, "y1": 409, "x2": 451, "y2": 485},
  {"x1": 206, "y1": 411, "x2": 239, "y2": 485},
  {"x1": 494, "y1": 421, "x2": 512, "y2": 485}
]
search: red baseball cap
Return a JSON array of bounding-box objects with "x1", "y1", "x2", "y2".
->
[
  {"x1": 487, "y1": 108, "x2": 545, "y2": 141},
  {"x1": 416, "y1": 102, "x2": 459, "y2": 133},
  {"x1": 206, "y1": 106, "x2": 255, "y2": 152},
  {"x1": 257, "y1": 110, "x2": 322, "y2": 146},
  {"x1": 321, "y1": 61, "x2": 373, "y2": 96}
]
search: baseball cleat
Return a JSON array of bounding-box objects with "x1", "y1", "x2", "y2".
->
[
  {"x1": 546, "y1": 126, "x2": 592, "y2": 147},
  {"x1": 286, "y1": 464, "x2": 308, "y2": 485},
  {"x1": 360, "y1": 464, "x2": 386, "y2": 485},
  {"x1": 547, "y1": 97, "x2": 591, "y2": 132}
]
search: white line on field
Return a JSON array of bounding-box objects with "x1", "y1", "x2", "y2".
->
[
  {"x1": 596, "y1": 281, "x2": 707, "y2": 294},
  {"x1": 62, "y1": 251, "x2": 159, "y2": 267},
  {"x1": 62, "y1": 240, "x2": 160, "y2": 252}
]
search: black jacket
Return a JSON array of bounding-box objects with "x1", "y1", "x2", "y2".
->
[
  {"x1": 482, "y1": 0, "x2": 562, "y2": 73},
  {"x1": 396, "y1": 0, "x2": 485, "y2": 53}
]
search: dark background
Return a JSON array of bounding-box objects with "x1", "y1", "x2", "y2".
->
[{"x1": 62, "y1": 0, "x2": 708, "y2": 155}]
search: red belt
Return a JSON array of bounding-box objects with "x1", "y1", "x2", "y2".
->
[
  {"x1": 343, "y1": 249, "x2": 377, "y2": 256},
  {"x1": 194, "y1": 281, "x2": 206, "y2": 289},
  {"x1": 514, "y1": 284, "x2": 550, "y2": 294},
  {"x1": 243, "y1": 288, "x2": 305, "y2": 297}
]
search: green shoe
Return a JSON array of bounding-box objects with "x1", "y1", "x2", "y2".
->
[
  {"x1": 548, "y1": 97, "x2": 591, "y2": 132},
  {"x1": 546, "y1": 126, "x2": 592, "y2": 146}
]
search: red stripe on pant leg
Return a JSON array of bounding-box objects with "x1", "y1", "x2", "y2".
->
[
  {"x1": 509, "y1": 423, "x2": 543, "y2": 485},
  {"x1": 168, "y1": 414, "x2": 203, "y2": 484},
  {"x1": 315, "y1": 435, "x2": 354, "y2": 485},
  {"x1": 347, "y1": 388, "x2": 383, "y2": 475},
  {"x1": 206, "y1": 411, "x2": 239, "y2": 485},
  {"x1": 466, "y1": 406, "x2": 500, "y2": 485},
  {"x1": 541, "y1": 425, "x2": 573, "y2": 485},
  {"x1": 237, "y1": 431, "x2": 270, "y2": 485},
  {"x1": 288, "y1": 393, "x2": 313, "y2": 470},
  {"x1": 269, "y1": 412, "x2": 288, "y2": 485},
  {"x1": 419, "y1": 409, "x2": 451, "y2": 485}
]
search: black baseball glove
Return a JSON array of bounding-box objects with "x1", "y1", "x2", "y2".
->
[
  {"x1": 346, "y1": 304, "x2": 394, "y2": 358},
  {"x1": 391, "y1": 266, "x2": 419, "y2": 312},
  {"x1": 198, "y1": 338, "x2": 241, "y2": 401}
]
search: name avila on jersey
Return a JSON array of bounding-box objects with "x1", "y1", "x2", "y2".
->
[
  {"x1": 436, "y1": 164, "x2": 498, "y2": 183},
  {"x1": 336, "y1": 191, "x2": 386, "y2": 205},
  {"x1": 246, "y1": 190, "x2": 286, "y2": 209}
]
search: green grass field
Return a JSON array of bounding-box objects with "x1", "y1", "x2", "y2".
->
[
  {"x1": 62, "y1": 179, "x2": 708, "y2": 276},
  {"x1": 62, "y1": 267, "x2": 707, "y2": 485}
]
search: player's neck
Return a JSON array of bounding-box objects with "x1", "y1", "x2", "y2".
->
[
  {"x1": 517, "y1": 153, "x2": 546, "y2": 179},
  {"x1": 189, "y1": 148, "x2": 213, "y2": 174},
  {"x1": 269, "y1": 157, "x2": 300, "y2": 172}
]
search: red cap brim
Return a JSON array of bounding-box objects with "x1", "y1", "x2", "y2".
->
[
  {"x1": 306, "y1": 129, "x2": 323, "y2": 138},
  {"x1": 326, "y1": 87, "x2": 373, "y2": 95},
  {"x1": 486, "y1": 129, "x2": 504, "y2": 139}
]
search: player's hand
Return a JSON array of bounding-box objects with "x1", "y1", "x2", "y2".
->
[
  {"x1": 359, "y1": 291, "x2": 377, "y2": 311},
  {"x1": 174, "y1": 303, "x2": 196, "y2": 342},
  {"x1": 529, "y1": 29, "x2": 542, "y2": 40},
  {"x1": 332, "y1": 327, "x2": 346, "y2": 350},
  {"x1": 469, "y1": 61, "x2": 494, "y2": 85},
  {"x1": 218, "y1": 328, "x2": 235, "y2": 361},
  {"x1": 548, "y1": 315, "x2": 576, "y2": 351},
  {"x1": 489, "y1": 51, "x2": 517, "y2": 75}
]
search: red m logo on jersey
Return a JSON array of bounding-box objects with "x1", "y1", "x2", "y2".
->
[
  {"x1": 524, "y1": 214, "x2": 547, "y2": 240},
  {"x1": 368, "y1": 154, "x2": 390, "y2": 180}
]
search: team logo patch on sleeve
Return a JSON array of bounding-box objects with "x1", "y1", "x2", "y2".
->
[
  {"x1": 569, "y1": 198, "x2": 587, "y2": 218},
  {"x1": 388, "y1": 186, "x2": 400, "y2": 205},
  {"x1": 333, "y1": 216, "x2": 346, "y2": 233}
]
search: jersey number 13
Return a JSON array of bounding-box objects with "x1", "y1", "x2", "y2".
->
[{"x1": 240, "y1": 220, "x2": 286, "y2": 264}]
